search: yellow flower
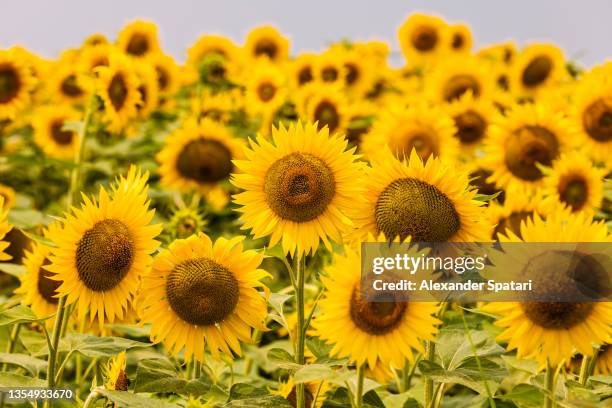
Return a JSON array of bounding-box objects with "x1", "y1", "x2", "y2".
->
[
  {"x1": 244, "y1": 25, "x2": 290, "y2": 63},
  {"x1": 244, "y1": 60, "x2": 288, "y2": 117},
  {"x1": 32, "y1": 105, "x2": 80, "y2": 159},
  {"x1": 0, "y1": 184, "x2": 16, "y2": 209},
  {"x1": 0, "y1": 49, "x2": 36, "y2": 120},
  {"x1": 445, "y1": 91, "x2": 497, "y2": 155},
  {"x1": 46, "y1": 60, "x2": 90, "y2": 105},
  {"x1": 301, "y1": 85, "x2": 349, "y2": 136},
  {"x1": 448, "y1": 23, "x2": 473, "y2": 53},
  {"x1": 117, "y1": 20, "x2": 160, "y2": 58},
  {"x1": 398, "y1": 13, "x2": 449, "y2": 66},
  {"x1": 510, "y1": 44, "x2": 567, "y2": 97},
  {"x1": 103, "y1": 352, "x2": 129, "y2": 391},
  {"x1": 276, "y1": 377, "x2": 329, "y2": 408},
  {"x1": 0, "y1": 196, "x2": 12, "y2": 261}
]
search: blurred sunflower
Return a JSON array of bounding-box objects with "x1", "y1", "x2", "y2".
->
[
  {"x1": 277, "y1": 377, "x2": 329, "y2": 408},
  {"x1": 78, "y1": 43, "x2": 113, "y2": 73},
  {"x1": 289, "y1": 53, "x2": 317, "y2": 89},
  {"x1": 445, "y1": 92, "x2": 496, "y2": 154},
  {"x1": 313, "y1": 50, "x2": 345, "y2": 87},
  {"x1": 0, "y1": 197, "x2": 11, "y2": 261},
  {"x1": 103, "y1": 351, "x2": 129, "y2": 391},
  {"x1": 138, "y1": 233, "x2": 269, "y2": 362},
  {"x1": 338, "y1": 48, "x2": 375, "y2": 97},
  {"x1": 32, "y1": 105, "x2": 80, "y2": 159},
  {"x1": 82, "y1": 33, "x2": 109, "y2": 48},
  {"x1": 483, "y1": 210, "x2": 612, "y2": 367},
  {"x1": 244, "y1": 25, "x2": 290, "y2": 63},
  {"x1": 426, "y1": 55, "x2": 496, "y2": 102},
  {"x1": 510, "y1": 44, "x2": 566, "y2": 97},
  {"x1": 316, "y1": 238, "x2": 440, "y2": 369},
  {"x1": 147, "y1": 52, "x2": 181, "y2": 97},
  {"x1": 0, "y1": 49, "x2": 36, "y2": 119},
  {"x1": 187, "y1": 34, "x2": 241, "y2": 82},
  {"x1": 448, "y1": 23, "x2": 473, "y2": 53},
  {"x1": 483, "y1": 103, "x2": 572, "y2": 194},
  {"x1": 244, "y1": 60, "x2": 287, "y2": 118},
  {"x1": 477, "y1": 42, "x2": 517, "y2": 66},
  {"x1": 46, "y1": 167, "x2": 161, "y2": 327},
  {"x1": 46, "y1": 62, "x2": 89, "y2": 105},
  {"x1": 344, "y1": 101, "x2": 376, "y2": 146},
  {"x1": 398, "y1": 13, "x2": 449, "y2": 66},
  {"x1": 133, "y1": 60, "x2": 160, "y2": 118},
  {"x1": 595, "y1": 344, "x2": 612, "y2": 375},
  {"x1": 117, "y1": 20, "x2": 160, "y2": 58},
  {"x1": 0, "y1": 184, "x2": 16, "y2": 209},
  {"x1": 360, "y1": 103, "x2": 459, "y2": 163},
  {"x1": 191, "y1": 90, "x2": 239, "y2": 124},
  {"x1": 352, "y1": 149, "x2": 489, "y2": 242},
  {"x1": 301, "y1": 85, "x2": 349, "y2": 135},
  {"x1": 232, "y1": 121, "x2": 364, "y2": 256},
  {"x1": 156, "y1": 118, "x2": 245, "y2": 195},
  {"x1": 95, "y1": 52, "x2": 142, "y2": 133},
  {"x1": 487, "y1": 193, "x2": 543, "y2": 240}
]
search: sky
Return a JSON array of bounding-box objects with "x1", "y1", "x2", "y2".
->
[{"x1": 1, "y1": 0, "x2": 611, "y2": 67}]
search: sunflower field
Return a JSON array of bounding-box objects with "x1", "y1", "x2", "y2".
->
[{"x1": 0, "y1": 12, "x2": 611, "y2": 408}]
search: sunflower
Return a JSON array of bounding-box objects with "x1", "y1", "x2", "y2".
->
[
  {"x1": 337, "y1": 48, "x2": 375, "y2": 97},
  {"x1": 244, "y1": 25, "x2": 290, "y2": 63},
  {"x1": 156, "y1": 118, "x2": 245, "y2": 195},
  {"x1": 477, "y1": 42, "x2": 517, "y2": 66},
  {"x1": 313, "y1": 50, "x2": 346, "y2": 87},
  {"x1": 138, "y1": 233, "x2": 269, "y2": 362},
  {"x1": 344, "y1": 101, "x2": 377, "y2": 147},
  {"x1": 397, "y1": 13, "x2": 449, "y2": 66},
  {"x1": 187, "y1": 34, "x2": 241, "y2": 76},
  {"x1": 426, "y1": 54, "x2": 496, "y2": 103},
  {"x1": 191, "y1": 89, "x2": 240, "y2": 124},
  {"x1": 32, "y1": 105, "x2": 80, "y2": 159},
  {"x1": 147, "y1": 52, "x2": 181, "y2": 97},
  {"x1": 316, "y1": 238, "x2": 440, "y2": 369},
  {"x1": 569, "y1": 75, "x2": 612, "y2": 163},
  {"x1": 83, "y1": 33, "x2": 109, "y2": 48},
  {"x1": 78, "y1": 43, "x2": 113, "y2": 74},
  {"x1": 482, "y1": 103, "x2": 573, "y2": 195},
  {"x1": 95, "y1": 52, "x2": 142, "y2": 133},
  {"x1": 0, "y1": 184, "x2": 16, "y2": 209},
  {"x1": 232, "y1": 121, "x2": 364, "y2": 256},
  {"x1": 448, "y1": 23, "x2": 473, "y2": 53},
  {"x1": 510, "y1": 44, "x2": 566, "y2": 97},
  {"x1": 360, "y1": 103, "x2": 459, "y2": 163},
  {"x1": 0, "y1": 49, "x2": 36, "y2": 120},
  {"x1": 46, "y1": 167, "x2": 161, "y2": 327},
  {"x1": 352, "y1": 149, "x2": 489, "y2": 242},
  {"x1": 483, "y1": 210, "x2": 612, "y2": 367},
  {"x1": 46, "y1": 61, "x2": 90, "y2": 105},
  {"x1": 277, "y1": 377, "x2": 329, "y2": 408},
  {"x1": 117, "y1": 20, "x2": 160, "y2": 58},
  {"x1": 301, "y1": 85, "x2": 349, "y2": 135},
  {"x1": 540, "y1": 152, "x2": 605, "y2": 217},
  {"x1": 0, "y1": 196, "x2": 12, "y2": 261},
  {"x1": 103, "y1": 352, "x2": 129, "y2": 391},
  {"x1": 15, "y1": 223, "x2": 62, "y2": 322},
  {"x1": 486, "y1": 193, "x2": 543, "y2": 240},
  {"x1": 133, "y1": 60, "x2": 160, "y2": 118},
  {"x1": 595, "y1": 344, "x2": 612, "y2": 375},
  {"x1": 289, "y1": 53, "x2": 317, "y2": 89},
  {"x1": 244, "y1": 60, "x2": 287, "y2": 117},
  {"x1": 445, "y1": 92, "x2": 497, "y2": 154}
]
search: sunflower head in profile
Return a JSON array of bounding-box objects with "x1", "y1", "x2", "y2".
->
[
  {"x1": 95, "y1": 52, "x2": 142, "y2": 133},
  {"x1": 540, "y1": 152, "x2": 606, "y2": 217},
  {"x1": 316, "y1": 236, "x2": 441, "y2": 369},
  {"x1": 15, "y1": 223, "x2": 63, "y2": 324},
  {"x1": 569, "y1": 74, "x2": 612, "y2": 163},
  {"x1": 82, "y1": 33, "x2": 109, "y2": 48},
  {"x1": 244, "y1": 25, "x2": 290, "y2": 63},
  {"x1": 276, "y1": 377, "x2": 329, "y2": 408},
  {"x1": 146, "y1": 52, "x2": 180, "y2": 98},
  {"x1": 0, "y1": 184, "x2": 16, "y2": 209},
  {"x1": 448, "y1": 23, "x2": 473, "y2": 53},
  {"x1": 244, "y1": 60, "x2": 287, "y2": 118},
  {"x1": 477, "y1": 42, "x2": 517, "y2": 66},
  {"x1": 510, "y1": 44, "x2": 566, "y2": 97},
  {"x1": 352, "y1": 149, "x2": 490, "y2": 243},
  {"x1": 487, "y1": 193, "x2": 544, "y2": 240},
  {"x1": 46, "y1": 167, "x2": 162, "y2": 328},
  {"x1": 0, "y1": 49, "x2": 36, "y2": 120},
  {"x1": 32, "y1": 105, "x2": 80, "y2": 159},
  {"x1": 133, "y1": 60, "x2": 160, "y2": 118},
  {"x1": 138, "y1": 233, "x2": 269, "y2": 362},
  {"x1": 47, "y1": 61, "x2": 90, "y2": 105},
  {"x1": 483, "y1": 210, "x2": 612, "y2": 367},
  {"x1": 232, "y1": 121, "x2": 364, "y2": 256},
  {"x1": 157, "y1": 118, "x2": 245, "y2": 195},
  {"x1": 117, "y1": 20, "x2": 160, "y2": 58},
  {"x1": 360, "y1": 103, "x2": 459, "y2": 163},
  {"x1": 397, "y1": 13, "x2": 449, "y2": 66},
  {"x1": 103, "y1": 352, "x2": 129, "y2": 391},
  {"x1": 445, "y1": 91, "x2": 497, "y2": 155},
  {"x1": 0, "y1": 196, "x2": 11, "y2": 261},
  {"x1": 426, "y1": 54, "x2": 496, "y2": 103},
  {"x1": 300, "y1": 85, "x2": 349, "y2": 136},
  {"x1": 483, "y1": 102, "x2": 573, "y2": 195},
  {"x1": 77, "y1": 43, "x2": 113, "y2": 74}
]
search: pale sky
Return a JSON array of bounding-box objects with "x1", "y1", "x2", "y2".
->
[{"x1": 1, "y1": 0, "x2": 611, "y2": 67}]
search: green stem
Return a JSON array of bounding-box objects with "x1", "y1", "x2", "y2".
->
[
  {"x1": 578, "y1": 347, "x2": 600, "y2": 386},
  {"x1": 401, "y1": 355, "x2": 421, "y2": 392},
  {"x1": 423, "y1": 340, "x2": 435, "y2": 407},
  {"x1": 194, "y1": 359, "x2": 202, "y2": 380},
  {"x1": 460, "y1": 310, "x2": 495, "y2": 408},
  {"x1": 295, "y1": 255, "x2": 306, "y2": 408},
  {"x1": 2, "y1": 324, "x2": 21, "y2": 371},
  {"x1": 544, "y1": 360, "x2": 555, "y2": 408},
  {"x1": 355, "y1": 364, "x2": 365, "y2": 408},
  {"x1": 432, "y1": 383, "x2": 445, "y2": 408},
  {"x1": 81, "y1": 389, "x2": 101, "y2": 408},
  {"x1": 68, "y1": 96, "x2": 94, "y2": 207}
]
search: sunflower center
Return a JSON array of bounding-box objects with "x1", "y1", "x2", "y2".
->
[
  {"x1": 559, "y1": 177, "x2": 588, "y2": 210},
  {"x1": 254, "y1": 40, "x2": 278, "y2": 59},
  {"x1": 451, "y1": 33, "x2": 464, "y2": 50},
  {"x1": 61, "y1": 75, "x2": 84, "y2": 97},
  {"x1": 412, "y1": 26, "x2": 438, "y2": 51},
  {"x1": 523, "y1": 302, "x2": 594, "y2": 329},
  {"x1": 176, "y1": 139, "x2": 233, "y2": 184},
  {"x1": 443, "y1": 75, "x2": 480, "y2": 102},
  {"x1": 50, "y1": 120, "x2": 74, "y2": 145},
  {"x1": 297, "y1": 66, "x2": 313, "y2": 85},
  {"x1": 257, "y1": 82, "x2": 276, "y2": 102},
  {"x1": 505, "y1": 125, "x2": 559, "y2": 181},
  {"x1": 493, "y1": 211, "x2": 533, "y2": 239},
  {"x1": 155, "y1": 67, "x2": 169, "y2": 91},
  {"x1": 166, "y1": 258, "x2": 239, "y2": 326},
  {"x1": 76, "y1": 219, "x2": 134, "y2": 292},
  {"x1": 126, "y1": 34, "x2": 150, "y2": 56},
  {"x1": 108, "y1": 73, "x2": 128, "y2": 111},
  {"x1": 454, "y1": 111, "x2": 486, "y2": 144},
  {"x1": 313, "y1": 101, "x2": 340, "y2": 133},
  {"x1": 0, "y1": 65, "x2": 20, "y2": 104},
  {"x1": 582, "y1": 99, "x2": 612, "y2": 142},
  {"x1": 37, "y1": 258, "x2": 61, "y2": 305},
  {"x1": 345, "y1": 63, "x2": 359, "y2": 85},
  {"x1": 264, "y1": 152, "x2": 335, "y2": 223},
  {"x1": 398, "y1": 132, "x2": 438, "y2": 161},
  {"x1": 521, "y1": 56, "x2": 552, "y2": 88},
  {"x1": 321, "y1": 67, "x2": 338, "y2": 82},
  {"x1": 375, "y1": 178, "x2": 460, "y2": 242},
  {"x1": 350, "y1": 287, "x2": 406, "y2": 335}
]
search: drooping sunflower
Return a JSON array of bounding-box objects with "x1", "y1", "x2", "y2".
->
[
  {"x1": 0, "y1": 196, "x2": 12, "y2": 261},
  {"x1": 46, "y1": 61, "x2": 90, "y2": 105},
  {"x1": 483, "y1": 210, "x2": 612, "y2": 367},
  {"x1": 0, "y1": 49, "x2": 36, "y2": 120},
  {"x1": 46, "y1": 167, "x2": 162, "y2": 327},
  {"x1": 117, "y1": 20, "x2": 160, "y2": 58},
  {"x1": 138, "y1": 233, "x2": 269, "y2": 362},
  {"x1": 510, "y1": 44, "x2": 566, "y2": 97},
  {"x1": 244, "y1": 60, "x2": 287, "y2": 117},
  {"x1": 301, "y1": 85, "x2": 349, "y2": 135},
  {"x1": 448, "y1": 23, "x2": 473, "y2": 53},
  {"x1": 445, "y1": 91, "x2": 497, "y2": 154},
  {"x1": 244, "y1": 25, "x2": 290, "y2": 63},
  {"x1": 426, "y1": 54, "x2": 496, "y2": 103},
  {"x1": 103, "y1": 352, "x2": 129, "y2": 391},
  {"x1": 352, "y1": 149, "x2": 490, "y2": 242},
  {"x1": 276, "y1": 377, "x2": 329, "y2": 408},
  {"x1": 360, "y1": 103, "x2": 459, "y2": 163},
  {"x1": 156, "y1": 118, "x2": 245, "y2": 195},
  {"x1": 316, "y1": 238, "x2": 441, "y2": 369},
  {"x1": 482, "y1": 103, "x2": 573, "y2": 195},
  {"x1": 95, "y1": 52, "x2": 142, "y2": 133},
  {"x1": 397, "y1": 13, "x2": 449, "y2": 66},
  {"x1": 232, "y1": 121, "x2": 364, "y2": 256},
  {"x1": 0, "y1": 184, "x2": 16, "y2": 209},
  {"x1": 82, "y1": 33, "x2": 109, "y2": 48},
  {"x1": 32, "y1": 105, "x2": 80, "y2": 159}
]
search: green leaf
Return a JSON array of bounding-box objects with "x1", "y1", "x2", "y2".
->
[
  {"x1": 267, "y1": 348, "x2": 300, "y2": 371},
  {"x1": 497, "y1": 384, "x2": 544, "y2": 408},
  {"x1": 501, "y1": 355, "x2": 539, "y2": 374},
  {"x1": 418, "y1": 358, "x2": 505, "y2": 394},
  {"x1": 133, "y1": 358, "x2": 209, "y2": 397},
  {"x1": 435, "y1": 329, "x2": 505, "y2": 370},
  {"x1": 0, "y1": 305, "x2": 45, "y2": 327},
  {"x1": 0, "y1": 372, "x2": 46, "y2": 388},
  {"x1": 223, "y1": 395, "x2": 292, "y2": 407},
  {"x1": 0, "y1": 352, "x2": 47, "y2": 376},
  {"x1": 7, "y1": 209, "x2": 49, "y2": 229},
  {"x1": 105, "y1": 324, "x2": 151, "y2": 339},
  {"x1": 228, "y1": 383, "x2": 268, "y2": 400},
  {"x1": 0, "y1": 263, "x2": 26, "y2": 277},
  {"x1": 293, "y1": 364, "x2": 336, "y2": 384},
  {"x1": 52, "y1": 333, "x2": 150, "y2": 358},
  {"x1": 96, "y1": 388, "x2": 177, "y2": 408}
]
